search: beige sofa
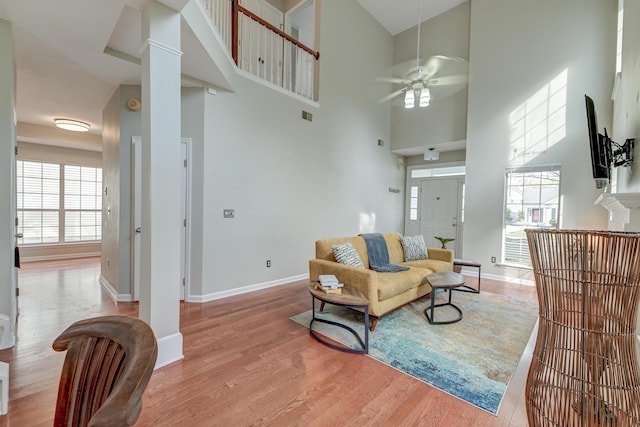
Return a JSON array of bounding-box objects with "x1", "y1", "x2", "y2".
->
[{"x1": 308, "y1": 232, "x2": 453, "y2": 331}]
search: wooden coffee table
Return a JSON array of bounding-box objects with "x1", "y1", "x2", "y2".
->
[
  {"x1": 425, "y1": 272, "x2": 465, "y2": 325},
  {"x1": 308, "y1": 284, "x2": 369, "y2": 354}
]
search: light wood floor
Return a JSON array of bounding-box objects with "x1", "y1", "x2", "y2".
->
[{"x1": 0, "y1": 258, "x2": 537, "y2": 426}]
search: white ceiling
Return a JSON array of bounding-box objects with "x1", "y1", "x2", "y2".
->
[
  {"x1": 0, "y1": 0, "x2": 466, "y2": 150},
  {"x1": 358, "y1": 0, "x2": 468, "y2": 35}
]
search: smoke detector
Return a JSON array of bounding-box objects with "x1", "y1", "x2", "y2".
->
[{"x1": 424, "y1": 148, "x2": 439, "y2": 161}]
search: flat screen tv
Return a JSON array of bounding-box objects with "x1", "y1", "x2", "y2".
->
[{"x1": 585, "y1": 95, "x2": 611, "y2": 189}]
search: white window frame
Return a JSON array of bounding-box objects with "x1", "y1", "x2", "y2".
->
[
  {"x1": 503, "y1": 164, "x2": 561, "y2": 268},
  {"x1": 16, "y1": 160, "x2": 103, "y2": 246}
]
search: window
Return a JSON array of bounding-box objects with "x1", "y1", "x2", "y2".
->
[
  {"x1": 16, "y1": 161, "x2": 60, "y2": 244},
  {"x1": 64, "y1": 165, "x2": 102, "y2": 242},
  {"x1": 503, "y1": 165, "x2": 560, "y2": 267},
  {"x1": 16, "y1": 160, "x2": 102, "y2": 245},
  {"x1": 616, "y1": 0, "x2": 624, "y2": 74},
  {"x1": 411, "y1": 165, "x2": 465, "y2": 178},
  {"x1": 409, "y1": 186, "x2": 418, "y2": 220}
]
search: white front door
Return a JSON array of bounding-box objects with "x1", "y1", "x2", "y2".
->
[{"x1": 419, "y1": 177, "x2": 462, "y2": 255}]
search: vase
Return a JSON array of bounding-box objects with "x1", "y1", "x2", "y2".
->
[{"x1": 525, "y1": 229, "x2": 640, "y2": 426}]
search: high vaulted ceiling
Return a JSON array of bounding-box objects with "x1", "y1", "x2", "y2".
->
[
  {"x1": 0, "y1": 0, "x2": 466, "y2": 145},
  {"x1": 357, "y1": 0, "x2": 467, "y2": 35}
]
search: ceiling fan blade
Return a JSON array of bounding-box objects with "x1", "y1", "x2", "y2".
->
[
  {"x1": 377, "y1": 87, "x2": 407, "y2": 104},
  {"x1": 374, "y1": 77, "x2": 411, "y2": 85},
  {"x1": 427, "y1": 74, "x2": 468, "y2": 86},
  {"x1": 421, "y1": 55, "x2": 459, "y2": 80}
]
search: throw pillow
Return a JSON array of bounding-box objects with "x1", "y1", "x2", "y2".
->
[
  {"x1": 332, "y1": 242, "x2": 365, "y2": 268},
  {"x1": 400, "y1": 235, "x2": 429, "y2": 261}
]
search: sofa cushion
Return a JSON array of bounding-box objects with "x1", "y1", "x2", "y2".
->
[
  {"x1": 377, "y1": 267, "x2": 430, "y2": 301},
  {"x1": 401, "y1": 259, "x2": 452, "y2": 273},
  {"x1": 383, "y1": 232, "x2": 405, "y2": 265},
  {"x1": 400, "y1": 235, "x2": 429, "y2": 261},
  {"x1": 332, "y1": 242, "x2": 365, "y2": 268}
]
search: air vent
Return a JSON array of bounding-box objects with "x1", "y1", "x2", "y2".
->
[{"x1": 302, "y1": 110, "x2": 313, "y2": 122}]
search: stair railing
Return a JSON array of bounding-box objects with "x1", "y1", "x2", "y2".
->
[{"x1": 201, "y1": 0, "x2": 319, "y2": 101}]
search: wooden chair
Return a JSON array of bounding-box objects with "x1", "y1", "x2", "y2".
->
[{"x1": 52, "y1": 315, "x2": 158, "y2": 427}]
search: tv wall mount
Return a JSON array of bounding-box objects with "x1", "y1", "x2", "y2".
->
[{"x1": 605, "y1": 133, "x2": 635, "y2": 168}]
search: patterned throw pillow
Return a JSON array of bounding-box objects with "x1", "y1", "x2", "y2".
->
[
  {"x1": 400, "y1": 235, "x2": 429, "y2": 261},
  {"x1": 332, "y1": 242, "x2": 365, "y2": 268}
]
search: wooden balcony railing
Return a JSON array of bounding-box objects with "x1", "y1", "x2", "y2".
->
[{"x1": 201, "y1": 0, "x2": 319, "y2": 101}]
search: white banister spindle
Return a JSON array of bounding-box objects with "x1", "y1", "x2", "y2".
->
[{"x1": 199, "y1": 0, "x2": 316, "y2": 101}]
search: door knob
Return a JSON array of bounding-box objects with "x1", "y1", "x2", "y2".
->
[
  {"x1": 135, "y1": 227, "x2": 142, "y2": 233},
  {"x1": 15, "y1": 233, "x2": 23, "y2": 238}
]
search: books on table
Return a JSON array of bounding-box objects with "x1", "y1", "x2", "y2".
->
[{"x1": 316, "y1": 274, "x2": 344, "y2": 294}]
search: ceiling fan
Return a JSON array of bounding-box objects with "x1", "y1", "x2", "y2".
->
[{"x1": 376, "y1": 1, "x2": 469, "y2": 108}]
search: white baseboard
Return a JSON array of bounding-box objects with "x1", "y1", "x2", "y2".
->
[
  {"x1": 461, "y1": 270, "x2": 535, "y2": 287},
  {"x1": 21, "y1": 251, "x2": 101, "y2": 263},
  {"x1": 99, "y1": 275, "x2": 133, "y2": 302},
  {"x1": 155, "y1": 332, "x2": 184, "y2": 369},
  {"x1": 190, "y1": 273, "x2": 309, "y2": 303}
]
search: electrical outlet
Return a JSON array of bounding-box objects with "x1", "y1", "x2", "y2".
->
[
  {"x1": 266, "y1": 260, "x2": 271, "y2": 268},
  {"x1": 223, "y1": 209, "x2": 235, "y2": 218},
  {"x1": 491, "y1": 256, "x2": 496, "y2": 263}
]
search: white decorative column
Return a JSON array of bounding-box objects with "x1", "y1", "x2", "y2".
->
[
  {"x1": 595, "y1": 193, "x2": 640, "y2": 231},
  {"x1": 0, "y1": 19, "x2": 17, "y2": 351},
  {"x1": 140, "y1": 1, "x2": 183, "y2": 368}
]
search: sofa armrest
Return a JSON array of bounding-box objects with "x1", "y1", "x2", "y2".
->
[
  {"x1": 427, "y1": 248, "x2": 454, "y2": 264},
  {"x1": 309, "y1": 259, "x2": 377, "y2": 301}
]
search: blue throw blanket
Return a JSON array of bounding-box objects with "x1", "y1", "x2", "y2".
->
[{"x1": 360, "y1": 233, "x2": 409, "y2": 273}]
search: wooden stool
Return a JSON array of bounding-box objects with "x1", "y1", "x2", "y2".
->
[{"x1": 453, "y1": 258, "x2": 481, "y2": 293}]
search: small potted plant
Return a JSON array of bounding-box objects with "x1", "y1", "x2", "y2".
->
[{"x1": 434, "y1": 236, "x2": 455, "y2": 249}]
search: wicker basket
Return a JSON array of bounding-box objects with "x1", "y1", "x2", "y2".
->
[{"x1": 526, "y1": 229, "x2": 640, "y2": 426}]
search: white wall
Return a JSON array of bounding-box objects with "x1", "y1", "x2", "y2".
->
[
  {"x1": 464, "y1": 0, "x2": 616, "y2": 279},
  {"x1": 195, "y1": 0, "x2": 399, "y2": 296},
  {"x1": 613, "y1": 0, "x2": 640, "y2": 191},
  {"x1": 101, "y1": 85, "x2": 141, "y2": 298},
  {"x1": 391, "y1": 2, "x2": 470, "y2": 153}
]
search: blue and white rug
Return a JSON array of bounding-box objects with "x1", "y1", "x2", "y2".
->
[{"x1": 290, "y1": 290, "x2": 538, "y2": 414}]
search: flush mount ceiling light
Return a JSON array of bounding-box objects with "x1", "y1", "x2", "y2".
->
[
  {"x1": 54, "y1": 118, "x2": 90, "y2": 132},
  {"x1": 424, "y1": 147, "x2": 439, "y2": 161}
]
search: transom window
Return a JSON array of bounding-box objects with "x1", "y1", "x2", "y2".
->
[
  {"x1": 17, "y1": 160, "x2": 102, "y2": 245},
  {"x1": 503, "y1": 165, "x2": 560, "y2": 267}
]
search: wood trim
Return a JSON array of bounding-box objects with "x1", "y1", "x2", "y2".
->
[
  {"x1": 231, "y1": 0, "x2": 238, "y2": 64},
  {"x1": 237, "y1": 5, "x2": 319, "y2": 60}
]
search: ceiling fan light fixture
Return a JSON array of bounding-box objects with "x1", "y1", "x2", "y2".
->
[
  {"x1": 404, "y1": 90, "x2": 415, "y2": 109},
  {"x1": 54, "y1": 118, "x2": 90, "y2": 132},
  {"x1": 419, "y1": 87, "x2": 431, "y2": 107}
]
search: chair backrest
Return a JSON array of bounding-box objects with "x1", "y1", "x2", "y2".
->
[{"x1": 52, "y1": 315, "x2": 158, "y2": 427}]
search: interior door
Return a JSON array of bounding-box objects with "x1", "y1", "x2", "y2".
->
[
  {"x1": 419, "y1": 177, "x2": 462, "y2": 255},
  {"x1": 132, "y1": 137, "x2": 189, "y2": 302},
  {"x1": 132, "y1": 137, "x2": 142, "y2": 301},
  {"x1": 179, "y1": 140, "x2": 188, "y2": 301}
]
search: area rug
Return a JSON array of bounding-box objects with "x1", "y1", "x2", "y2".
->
[{"x1": 290, "y1": 290, "x2": 538, "y2": 414}]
